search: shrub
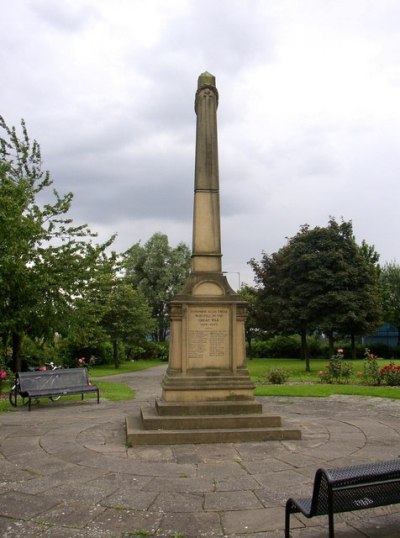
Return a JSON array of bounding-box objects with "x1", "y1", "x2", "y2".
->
[
  {"x1": 380, "y1": 362, "x2": 400, "y2": 386},
  {"x1": 390, "y1": 345, "x2": 400, "y2": 359},
  {"x1": 249, "y1": 336, "x2": 300, "y2": 358},
  {"x1": 319, "y1": 349, "x2": 354, "y2": 384},
  {"x1": 249, "y1": 340, "x2": 271, "y2": 358},
  {"x1": 362, "y1": 349, "x2": 382, "y2": 385},
  {"x1": 367, "y1": 343, "x2": 393, "y2": 359},
  {"x1": 60, "y1": 340, "x2": 114, "y2": 367},
  {"x1": 268, "y1": 336, "x2": 300, "y2": 358},
  {"x1": 128, "y1": 340, "x2": 169, "y2": 360},
  {"x1": 266, "y1": 367, "x2": 290, "y2": 384},
  {"x1": 307, "y1": 337, "x2": 329, "y2": 358}
]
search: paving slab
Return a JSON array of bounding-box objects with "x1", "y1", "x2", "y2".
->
[{"x1": 0, "y1": 364, "x2": 399, "y2": 537}]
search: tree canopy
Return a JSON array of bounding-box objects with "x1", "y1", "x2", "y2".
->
[
  {"x1": 249, "y1": 218, "x2": 382, "y2": 369},
  {"x1": 0, "y1": 116, "x2": 114, "y2": 370},
  {"x1": 124, "y1": 233, "x2": 191, "y2": 341},
  {"x1": 380, "y1": 262, "x2": 400, "y2": 345}
]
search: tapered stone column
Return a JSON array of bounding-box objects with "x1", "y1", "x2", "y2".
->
[
  {"x1": 160, "y1": 72, "x2": 254, "y2": 402},
  {"x1": 192, "y1": 72, "x2": 222, "y2": 273},
  {"x1": 125, "y1": 73, "x2": 302, "y2": 445}
]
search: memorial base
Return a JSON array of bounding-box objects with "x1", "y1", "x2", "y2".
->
[
  {"x1": 126, "y1": 399, "x2": 302, "y2": 446},
  {"x1": 161, "y1": 367, "x2": 255, "y2": 402},
  {"x1": 125, "y1": 273, "x2": 302, "y2": 445}
]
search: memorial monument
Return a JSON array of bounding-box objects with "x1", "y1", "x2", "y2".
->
[{"x1": 126, "y1": 73, "x2": 301, "y2": 444}]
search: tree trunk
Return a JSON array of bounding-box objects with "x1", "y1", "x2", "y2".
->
[
  {"x1": 113, "y1": 339, "x2": 119, "y2": 369},
  {"x1": 327, "y1": 330, "x2": 334, "y2": 357},
  {"x1": 351, "y1": 333, "x2": 356, "y2": 359},
  {"x1": 246, "y1": 329, "x2": 252, "y2": 357},
  {"x1": 300, "y1": 329, "x2": 310, "y2": 372},
  {"x1": 12, "y1": 332, "x2": 22, "y2": 372},
  {"x1": 2, "y1": 333, "x2": 9, "y2": 364}
]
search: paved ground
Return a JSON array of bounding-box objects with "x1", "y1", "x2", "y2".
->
[{"x1": 0, "y1": 365, "x2": 400, "y2": 537}]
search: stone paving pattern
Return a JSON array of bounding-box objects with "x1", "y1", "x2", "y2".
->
[{"x1": 0, "y1": 365, "x2": 400, "y2": 537}]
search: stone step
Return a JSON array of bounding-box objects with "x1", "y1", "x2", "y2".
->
[
  {"x1": 126, "y1": 416, "x2": 302, "y2": 446},
  {"x1": 155, "y1": 399, "x2": 263, "y2": 416},
  {"x1": 141, "y1": 407, "x2": 282, "y2": 430}
]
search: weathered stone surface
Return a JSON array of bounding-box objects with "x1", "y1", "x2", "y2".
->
[
  {"x1": 126, "y1": 74, "x2": 301, "y2": 445},
  {"x1": 1, "y1": 364, "x2": 399, "y2": 537}
]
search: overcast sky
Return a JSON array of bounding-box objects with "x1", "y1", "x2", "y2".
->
[{"x1": 2, "y1": 0, "x2": 400, "y2": 288}]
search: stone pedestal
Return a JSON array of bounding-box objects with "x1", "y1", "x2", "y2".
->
[
  {"x1": 162, "y1": 272, "x2": 254, "y2": 402},
  {"x1": 126, "y1": 72, "x2": 301, "y2": 445}
]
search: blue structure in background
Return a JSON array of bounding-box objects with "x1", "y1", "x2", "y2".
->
[{"x1": 364, "y1": 323, "x2": 399, "y2": 348}]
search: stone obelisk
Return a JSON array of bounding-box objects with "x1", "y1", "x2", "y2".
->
[
  {"x1": 160, "y1": 72, "x2": 255, "y2": 402},
  {"x1": 126, "y1": 73, "x2": 301, "y2": 444}
]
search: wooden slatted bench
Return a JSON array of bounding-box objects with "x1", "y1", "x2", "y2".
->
[
  {"x1": 16, "y1": 368, "x2": 100, "y2": 411},
  {"x1": 285, "y1": 459, "x2": 400, "y2": 538}
]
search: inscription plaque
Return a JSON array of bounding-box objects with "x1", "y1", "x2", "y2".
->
[{"x1": 187, "y1": 306, "x2": 229, "y2": 366}]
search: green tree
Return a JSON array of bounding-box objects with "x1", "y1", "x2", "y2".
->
[
  {"x1": 0, "y1": 116, "x2": 114, "y2": 371},
  {"x1": 124, "y1": 233, "x2": 191, "y2": 341},
  {"x1": 380, "y1": 262, "x2": 400, "y2": 345},
  {"x1": 249, "y1": 218, "x2": 381, "y2": 370},
  {"x1": 101, "y1": 280, "x2": 154, "y2": 369},
  {"x1": 239, "y1": 284, "x2": 259, "y2": 355},
  {"x1": 65, "y1": 252, "x2": 120, "y2": 355}
]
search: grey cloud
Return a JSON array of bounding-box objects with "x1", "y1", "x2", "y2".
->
[{"x1": 29, "y1": 0, "x2": 96, "y2": 32}]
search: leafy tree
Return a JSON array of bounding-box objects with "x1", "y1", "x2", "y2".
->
[
  {"x1": 65, "y1": 252, "x2": 120, "y2": 356},
  {"x1": 95, "y1": 253, "x2": 154, "y2": 368},
  {"x1": 0, "y1": 116, "x2": 114, "y2": 371},
  {"x1": 239, "y1": 284, "x2": 259, "y2": 355},
  {"x1": 124, "y1": 233, "x2": 191, "y2": 341},
  {"x1": 101, "y1": 280, "x2": 154, "y2": 368},
  {"x1": 249, "y1": 218, "x2": 381, "y2": 370},
  {"x1": 380, "y1": 262, "x2": 400, "y2": 345}
]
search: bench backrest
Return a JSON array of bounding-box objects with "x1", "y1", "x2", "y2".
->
[
  {"x1": 18, "y1": 368, "x2": 90, "y2": 392},
  {"x1": 311, "y1": 459, "x2": 400, "y2": 516}
]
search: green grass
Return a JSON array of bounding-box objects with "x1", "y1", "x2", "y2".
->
[
  {"x1": 1, "y1": 357, "x2": 399, "y2": 414},
  {"x1": 249, "y1": 358, "x2": 400, "y2": 399},
  {"x1": 95, "y1": 380, "x2": 135, "y2": 400},
  {"x1": 89, "y1": 359, "x2": 164, "y2": 377},
  {"x1": 254, "y1": 383, "x2": 400, "y2": 398},
  {"x1": 0, "y1": 378, "x2": 135, "y2": 413}
]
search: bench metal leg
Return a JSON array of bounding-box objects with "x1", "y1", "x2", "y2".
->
[
  {"x1": 284, "y1": 501, "x2": 292, "y2": 538},
  {"x1": 328, "y1": 511, "x2": 335, "y2": 538},
  {"x1": 328, "y1": 490, "x2": 335, "y2": 538}
]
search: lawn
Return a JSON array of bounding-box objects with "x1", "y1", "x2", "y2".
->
[
  {"x1": 249, "y1": 358, "x2": 400, "y2": 399},
  {"x1": 89, "y1": 359, "x2": 163, "y2": 377},
  {"x1": 89, "y1": 357, "x2": 400, "y2": 400},
  {"x1": 0, "y1": 375, "x2": 137, "y2": 414},
  {"x1": 1, "y1": 357, "x2": 399, "y2": 415}
]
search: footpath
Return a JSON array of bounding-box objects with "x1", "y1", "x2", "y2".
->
[{"x1": 0, "y1": 365, "x2": 400, "y2": 537}]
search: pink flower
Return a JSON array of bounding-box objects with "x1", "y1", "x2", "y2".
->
[
  {"x1": 0, "y1": 370, "x2": 7, "y2": 380},
  {"x1": 337, "y1": 348, "x2": 344, "y2": 354}
]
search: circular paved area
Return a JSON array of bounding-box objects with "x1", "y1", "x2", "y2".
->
[{"x1": 0, "y1": 365, "x2": 400, "y2": 537}]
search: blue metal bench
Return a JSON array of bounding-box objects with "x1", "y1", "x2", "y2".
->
[
  {"x1": 285, "y1": 459, "x2": 400, "y2": 537},
  {"x1": 17, "y1": 368, "x2": 99, "y2": 410}
]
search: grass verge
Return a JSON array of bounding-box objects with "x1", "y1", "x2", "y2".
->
[
  {"x1": 249, "y1": 358, "x2": 400, "y2": 399},
  {"x1": 1, "y1": 357, "x2": 399, "y2": 413},
  {"x1": 89, "y1": 359, "x2": 164, "y2": 377},
  {"x1": 0, "y1": 379, "x2": 135, "y2": 413}
]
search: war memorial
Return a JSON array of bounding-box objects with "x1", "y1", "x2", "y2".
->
[{"x1": 126, "y1": 73, "x2": 301, "y2": 445}]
